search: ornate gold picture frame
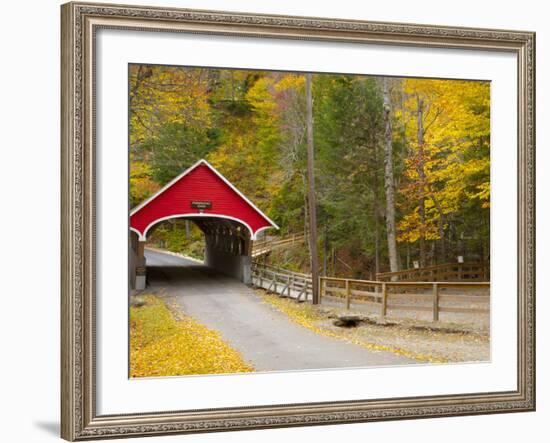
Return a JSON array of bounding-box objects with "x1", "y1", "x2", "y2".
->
[{"x1": 61, "y1": 1, "x2": 535, "y2": 440}]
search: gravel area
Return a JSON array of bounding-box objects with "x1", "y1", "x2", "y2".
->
[{"x1": 261, "y1": 292, "x2": 490, "y2": 364}]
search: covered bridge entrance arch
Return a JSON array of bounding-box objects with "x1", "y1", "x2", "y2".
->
[{"x1": 130, "y1": 159, "x2": 278, "y2": 289}]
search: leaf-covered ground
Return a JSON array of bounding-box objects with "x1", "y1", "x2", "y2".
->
[
  {"x1": 130, "y1": 295, "x2": 253, "y2": 377},
  {"x1": 258, "y1": 291, "x2": 490, "y2": 364}
]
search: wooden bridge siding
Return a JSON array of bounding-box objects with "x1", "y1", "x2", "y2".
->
[{"x1": 130, "y1": 163, "x2": 274, "y2": 238}]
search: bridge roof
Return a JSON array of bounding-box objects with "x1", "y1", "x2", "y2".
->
[{"x1": 130, "y1": 159, "x2": 278, "y2": 240}]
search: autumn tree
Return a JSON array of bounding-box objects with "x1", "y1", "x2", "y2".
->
[
  {"x1": 128, "y1": 64, "x2": 490, "y2": 275},
  {"x1": 396, "y1": 78, "x2": 490, "y2": 264}
]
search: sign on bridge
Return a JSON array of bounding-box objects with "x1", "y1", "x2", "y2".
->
[{"x1": 191, "y1": 200, "x2": 212, "y2": 210}]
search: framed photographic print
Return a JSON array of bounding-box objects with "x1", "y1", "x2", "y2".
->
[{"x1": 61, "y1": 1, "x2": 535, "y2": 440}]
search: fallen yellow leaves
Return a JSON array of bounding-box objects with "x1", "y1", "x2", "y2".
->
[
  {"x1": 259, "y1": 293, "x2": 448, "y2": 364},
  {"x1": 130, "y1": 295, "x2": 253, "y2": 377}
]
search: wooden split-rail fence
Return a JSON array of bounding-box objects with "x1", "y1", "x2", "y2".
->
[
  {"x1": 251, "y1": 233, "x2": 305, "y2": 258},
  {"x1": 252, "y1": 263, "x2": 490, "y2": 322},
  {"x1": 250, "y1": 235, "x2": 490, "y2": 323},
  {"x1": 320, "y1": 277, "x2": 489, "y2": 322},
  {"x1": 376, "y1": 262, "x2": 489, "y2": 282}
]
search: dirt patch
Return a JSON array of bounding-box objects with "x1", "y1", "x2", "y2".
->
[
  {"x1": 320, "y1": 293, "x2": 490, "y2": 332},
  {"x1": 258, "y1": 290, "x2": 490, "y2": 364}
]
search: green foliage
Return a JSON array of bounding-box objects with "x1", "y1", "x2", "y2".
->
[
  {"x1": 138, "y1": 122, "x2": 217, "y2": 185},
  {"x1": 314, "y1": 76, "x2": 384, "y2": 254},
  {"x1": 148, "y1": 221, "x2": 205, "y2": 261}
]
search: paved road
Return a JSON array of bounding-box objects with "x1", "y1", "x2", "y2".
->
[{"x1": 145, "y1": 249, "x2": 415, "y2": 372}]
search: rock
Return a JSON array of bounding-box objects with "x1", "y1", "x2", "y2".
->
[
  {"x1": 318, "y1": 308, "x2": 334, "y2": 315},
  {"x1": 333, "y1": 315, "x2": 362, "y2": 327},
  {"x1": 375, "y1": 319, "x2": 397, "y2": 327},
  {"x1": 130, "y1": 298, "x2": 147, "y2": 308}
]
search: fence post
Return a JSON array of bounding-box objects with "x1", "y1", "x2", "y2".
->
[
  {"x1": 345, "y1": 279, "x2": 351, "y2": 310},
  {"x1": 288, "y1": 275, "x2": 293, "y2": 298},
  {"x1": 432, "y1": 283, "x2": 440, "y2": 322},
  {"x1": 320, "y1": 277, "x2": 324, "y2": 303},
  {"x1": 381, "y1": 283, "x2": 387, "y2": 318},
  {"x1": 267, "y1": 270, "x2": 273, "y2": 293}
]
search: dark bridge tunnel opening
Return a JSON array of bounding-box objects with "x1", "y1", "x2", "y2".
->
[{"x1": 130, "y1": 216, "x2": 254, "y2": 290}]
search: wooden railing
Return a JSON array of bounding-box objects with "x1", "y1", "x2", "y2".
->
[
  {"x1": 320, "y1": 276, "x2": 490, "y2": 322},
  {"x1": 251, "y1": 233, "x2": 305, "y2": 258},
  {"x1": 376, "y1": 262, "x2": 489, "y2": 282},
  {"x1": 252, "y1": 259, "x2": 490, "y2": 321},
  {"x1": 251, "y1": 262, "x2": 312, "y2": 302}
]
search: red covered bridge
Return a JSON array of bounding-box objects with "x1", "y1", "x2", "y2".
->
[{"x1": 129, "y1": 159, "x2": 278, "y2": 289}]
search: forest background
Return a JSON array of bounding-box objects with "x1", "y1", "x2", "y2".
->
[{"x1": 129, "y1": 65, "x2": 490, "y2": 278}]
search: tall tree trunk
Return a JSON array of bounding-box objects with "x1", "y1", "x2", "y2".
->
[
  {"x1": 416, "y1": 95, "x2": 427, "y2": 268},
  {"x1": 302, "y1": 173, "x2": 309, "y2": 249},
  {"x1": 323, "y1": 221, "x2": 329, "y2": 276},
  {"x1": 374, "y1": 192, "x2": 380, "y2": 276},
  {"x1": 372, "y1": 136, "x2": 381, "y2": 276},
  {"x1": 439, "y1": 216, "x2": 446, "y2": 262},
  {"x1": 382, "y1": 79, "x2": 400, "y2": 273},
  {"x1": 433, "y1": 200, "x2": 446, "y2": 262},
  {"x1": 426, "y1": 186, "x2": 446, "y2": 263},
  {"x1": 305, "y1": 74, "x2": 320, "y2": 304}
]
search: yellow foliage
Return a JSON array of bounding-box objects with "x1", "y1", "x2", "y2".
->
[
  {"x1": 129, "y1": 65, "x2": 211, "y2": 146},
  {"x1": 275, "y1": 73, "x2": 305, "y2": 92},
  {"x1": 397, "y1": 78, "x2": 490, "y2": 243},
  {"x1": 129, "y1": 160, "x2": 160, "y2": 206},
  {"x1": 130, "y1": 295, "x2": 253, "y2": 377},
  {"x1": 247, "y1": 76, "x2": 278, "y2": 115}
]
